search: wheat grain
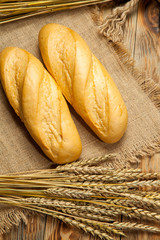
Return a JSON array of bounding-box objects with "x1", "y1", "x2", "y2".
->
[
  {"x1": 45, "y1": 187, "x2": 94, "y2": 199},
  {"x1": 111, "y1": 221, "x2": 160, "y2": 233}
]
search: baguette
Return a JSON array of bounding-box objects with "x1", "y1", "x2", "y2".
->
[
  {"x1": 39, "y1": 23, "x2": 128, "y2": 143},
  {"x1": 0, "y1": 47, "x2": 82, "y2": 164}
]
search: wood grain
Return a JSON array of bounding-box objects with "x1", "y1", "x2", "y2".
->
[
  {"x1": 123, "y1": 1, "x2": 160, "y2": 240},
  {"x1": 134, "y1": 0, "x2": 160, "y2": 84},
  {"x1": 0, "y1": 0, "x2": 160, "y2": 239}
]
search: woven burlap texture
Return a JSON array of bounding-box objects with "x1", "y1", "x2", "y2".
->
[{"x1": 0, "y1": 6, "x2": 160, "y2": 233}]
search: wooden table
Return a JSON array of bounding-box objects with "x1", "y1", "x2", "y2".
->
[{"x1": 1, "y1": 0, "x2": 160, "y2": 239}]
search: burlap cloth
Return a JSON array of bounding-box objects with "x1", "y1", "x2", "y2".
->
[{"x1": 0, "y1": 5, "x2": 160, "y2": 233}]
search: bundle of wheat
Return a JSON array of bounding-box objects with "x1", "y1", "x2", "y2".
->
[{"x1": 0, "y1": 155, "x2": 159, "y2": 239}]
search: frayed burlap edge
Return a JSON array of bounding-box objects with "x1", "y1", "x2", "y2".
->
[
  {"x1": 0, "y1": 206, "x2": 29, "y2": 234},
  {"x1": 91, "y1": 0, "x2": 140, "y2": 43},
  {"x1": 74, "y1": 134, "x2": 160, "y2": 168},
  {"x1": 109, "y1": 42, "x2": 160, "y2": 111},
  {"x1": 108, "y1": 42, "x2": 160, "y2": 166}
]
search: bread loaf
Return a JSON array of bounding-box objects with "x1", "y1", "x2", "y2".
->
[
  {"x1": 0, "y1": 47, "x2": 82, "y2": 164},
  {"x1": 39, "y1": 24, "x2": 128, "y2": 143}
]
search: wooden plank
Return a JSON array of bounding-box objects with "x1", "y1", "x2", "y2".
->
[
  {"x1": 118, "y1": 1, "x2": 160, "y2": 240},
  {"x1": 1, "y1": 215, "x2": 92, "y2": 240},
  {"x1": 123, "y1": 1, "x2": 160, "y2": 240},
  {"x1": 134, "y1": 0, "x2": 160, "y2": 83},
  {"x1": 137, "y1": 154, "x2": 160, "y2": 240},
  {"x1": 123, "y1": 2, "x2": 138, "y2": 58},
  {"x1": 43, "y1": 217, "x2": 92, "y2": 240},
  {"x1": 1, "y1": 214, "x2": 46, "y2": 240},
  {"x1": 121, "y1": 5, "x2": 139, "y2": 240}
]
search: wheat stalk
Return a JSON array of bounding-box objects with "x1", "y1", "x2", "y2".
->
[
  {"x1": 111, "y1": 221, "x2": 160, "y2": 233},
  {"x1": 60, "y1": 207, "x2": 114, "y2": 223},
  {"x1": 57, "y1": 166, "x2": 142, "y2": 175},
  {"x1": 57, "y1": 154, "x2": 118, "y2": 169},
  {"x1": 45, "y1": 187, "x2": 94, "y2": 199},
  {"x1": 0, "y1": 0, "x2": 113, "y2": 24}
]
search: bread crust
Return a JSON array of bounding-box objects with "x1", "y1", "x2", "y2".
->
[
  {"x1": 39, "y1": 23, "x2": 128, "y2": 143},
  {"x1": 0, "y1": 47, "x2": 82, "y2": 164}
]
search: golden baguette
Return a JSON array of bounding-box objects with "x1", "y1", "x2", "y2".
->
[
  {"x1": 39, "y1": 23, "x2": 128, "y2": 143},
  {"x1": 0, "y1": 47, "x2": 82, "y2": 164}
]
